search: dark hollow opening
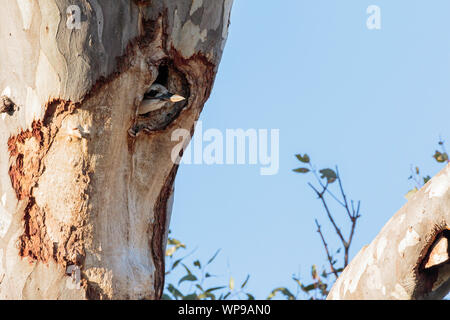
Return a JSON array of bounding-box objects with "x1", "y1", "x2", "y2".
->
[{"x1": 154, "y1": 64, "x2": 169, "y2": 87}]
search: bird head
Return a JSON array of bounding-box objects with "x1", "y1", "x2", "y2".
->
[{"x1": 144, "y1": 84, "x2": 185, "y2": 103}]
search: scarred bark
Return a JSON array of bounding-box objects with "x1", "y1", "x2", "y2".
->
[
  {"x1": 0, "y1": 0, "x2": 232, "y2": 299},
  {"x1": 328, "y1": 164, "x2": 450, "y2": 300}
]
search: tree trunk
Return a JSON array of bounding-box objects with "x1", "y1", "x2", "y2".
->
[
  {"x1": 0, "y1": 0, "x2": 232, "y2": 300},
  {"x1": 328, "y1": 164, "x2": 450, "y2": 300}
]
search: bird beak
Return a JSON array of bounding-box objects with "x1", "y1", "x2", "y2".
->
[{"x1": 169, "y1": 94, "x2": 186, "y2": 103}]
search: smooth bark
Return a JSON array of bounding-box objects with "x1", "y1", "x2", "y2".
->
[
  {"x1": 328, "y1": 164, "x2": 450, "y2": 300},
  {"x1": 0, "y1": 0, "x2": 232, "y2": 299}
]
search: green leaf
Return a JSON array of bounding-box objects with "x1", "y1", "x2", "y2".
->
[
  {"x1": 247, "y1": 293, "x2": 255, "y2": 300},
  {"x1": 222, "y1": 292, "x2": 231, "y2": 300},
  {"x1": 206, "y1": 286, "x2": 226, "y2": 293},
  {"x1": 168, "y1": 238, "x2": 182, "y2": 246},
  {"x1": 293, "y1": 167, "x2": 310, "y2": 173},
  {"x1": 319, "y1": 168, "x2": 337, "y2": 184},
  {"x1": 241, "y1": 275, "x2": 250, "y2": 288},
  {"x1": 198, "y1": 292, "x2": 216, "y2": 300},
  {"x1": 178, "y1": 274, "x2": 197, "y2": 285},
  {"x1": 166, "y1": 246, "x2": 177, "y2": 257},
  {"x1": 433, "y1": 151, "x2": 449, "y2": 163},
  {"x1": 292, "y1": 277, "x2": 302, "y2": 288},
  {"x1": 193, "y1": 260, "x2": 201, "y2": 269},
  {"x1": 423, "y1": 176, "x2": 431, "y2": 184},
  {"x1": 405, "y1": 187, "x2": 418, "y2": 201},
  {"x1": 195, "y1": 284, "x2": 204, "y2": 292},
  {"x1": 229, "y1": 276, "x2": 235, "y2": 290},
  {"x1": 183, "y1": 294, "x2": 198, "y2": 300},
  {"x1": 172, "y1": 258, "x2": 182, "y2": 269},
  {"x1": 207, "y1": 249, "x2": 221, "y2": 265},
  {"x1": 161, "y1": 294, "x2": 172, "y2": 300},
  {"x1": 295, "y1": 154, "x2": 310, "y2": 163},
  {"x1": 311, "y1": 265, "x2": 318, "y2": 280},
  {"x1": 167, "y1": 284, "x2": 183, "y2": 299},
  {"x1": 167, "y1": 238, "x2": 186, "y2": 249},
  {"x1": 302, "y1": 284, "x2": 316, "y2": 292},
  {"x1": 205, "y1": 273, "x2": 212, "y2": 278},
  {"x1": 268, "y1": 287, "x2": 295, "y2": 300},
  {"x1": 182, "y1": 264, "x2": 193, "y2": 275}
]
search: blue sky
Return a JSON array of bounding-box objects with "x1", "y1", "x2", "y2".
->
[{"x1": 167, "y1": 0, "x2": 450, "y2": 299}]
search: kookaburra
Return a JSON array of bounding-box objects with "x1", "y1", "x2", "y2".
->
[
  {"x1": 137, "y1": 84, "x2": 185, "y2": 116},
  {"x1": 128, "y1": 84, "x2": 186, "y2": 137}
]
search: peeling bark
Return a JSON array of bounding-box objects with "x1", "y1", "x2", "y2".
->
[
  {"x1": 328, "y1": 164, "x2": 450, "y2": 300},
  {"x1": 0, "y1": 0, "x2": 232, "y2": 299}
]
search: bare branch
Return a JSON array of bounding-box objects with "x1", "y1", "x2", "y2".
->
[{"x1": 315, "y1": 220, "x2": 339, "y2": 279}]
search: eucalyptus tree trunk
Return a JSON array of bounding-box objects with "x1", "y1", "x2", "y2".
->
[
  {"x1": 0, "y1": 0, "x2": 232, "y2": 300},
  {"x1": 328, "y1": 164, "x2": 450, "y2": 300}
]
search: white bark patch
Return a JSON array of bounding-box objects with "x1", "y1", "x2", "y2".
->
[
  {"x1": 0, "y1": 249, "x2": 4, "y2": 277},
  {"x1": 398, "y1": 227, "x2": 420, "y2": 257},
  {"x1": 0, "y1": 193, "x2": 10, "y2": 239},
  {"x1": 391, "y1": 284, "x2": 408, "y2": 300},
  {"x1": 190, "y1": 0, "x2": 203, "y2": 15},
  {"x1": 340, "y1": 245, "x2": 374, "y2": 295},
  {"x1": 349, "y1": 247, "x2": 374, "y2": 293},
  {"x1": 425, "y1": 168, "x2": 450, "y2": 198},
  {"x1": 25, "y1": 87, "x2": 42, "y2": 124},
  {"x1": 35, "y1": 50, "x2": 61, "y2": 106},
  {"x1": 0, "y1": 206, "x2": 11, "y2": 238},
  {"x1": 5, "y1": 229, "x2": 35, "y2": 298},
  {"x1": 330, "y1": 286, "x2": 340, "y2": 300},
  {"x1": 16, "y1": 0, "x2": 34, "y2": 30},
  {"x1": 376, "y1": 237, "x2": 387, "y2": 260},
  {"x1": 366, "y1": 264, "x2": 382, "y2": 291},
  {"x1": 1, "y1": 87, "x2": 11, "y2": 97},
  {"x1": 62, "y1": 119, "x2": 88, "y2": 140},
  {"x1": 173, "y1": 11, "x2": 207, "y2": 58}
]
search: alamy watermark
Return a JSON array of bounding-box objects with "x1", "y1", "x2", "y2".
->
[
  {"x1": 171, "y1": 121, "x2": 280, "y2": 176},
  {"x1": 367, "y1": 5, "x2": 381, "y2": 30},
  {"x1": 66, "y1": 5, "x2": 81, "y2": 30},
  {"x1": 65, "y1": 265, "x2": 81, "y2": 290}
]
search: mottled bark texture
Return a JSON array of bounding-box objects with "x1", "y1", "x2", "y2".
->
[
  {"x1": 328, "y1": 164, "x2": 450, "y2": 300},
  {"x1": 0, "y1": 0, "x2": 232, "y2": 299}
]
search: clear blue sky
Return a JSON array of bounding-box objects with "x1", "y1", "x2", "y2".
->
[{"x1": 168, "y1": 0, "x2": 450, "y2": 299}]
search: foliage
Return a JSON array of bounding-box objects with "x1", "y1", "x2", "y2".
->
[
  {"x1": 163, "y1": 231, "x2": 254, "y2": 300},
  {"x1": 276, "y1": 154, "x2": 361, "y2": 300},
  {"x1": 164, "y1": 139, "x2": 448, "y2": 300},
  {"x1": 406, "y1": 138, "x2": 449, "y2": 200}
]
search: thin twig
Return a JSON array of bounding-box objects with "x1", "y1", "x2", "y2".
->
[
  {"x1": 315, "y1": 219, "x2": 339, "y2": 280},
  {"x1": 336, "y1": 167, "x2": 353, "y2": 220},
  {"x1": 308, "y1": 183, "x2": 347, "y2": 247}
]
